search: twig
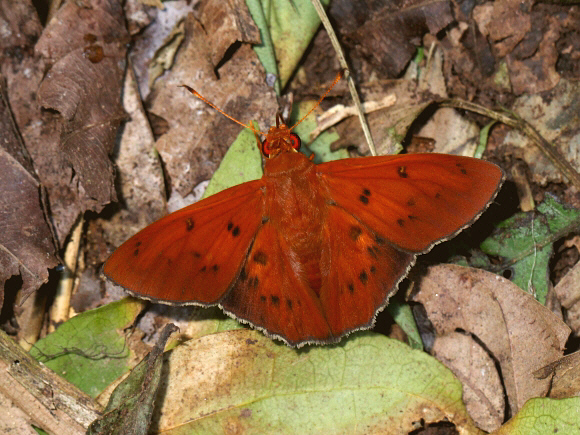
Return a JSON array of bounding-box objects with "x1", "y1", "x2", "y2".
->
[
  {"x1": 50, "y1": 215, "x2": 84, "y2": 333},
  {"x1": 310, "y1": 0, "x2": 377, "y2": 156},
  {"x1": 0, "y1": 329, "x2": 102, "y2": 433},
  {"x1": 442, "y1": 98, "x2": 580, "y2": 189},
  {"x1": 309, "y1": 94, "x2": 396, "y2": 141}
]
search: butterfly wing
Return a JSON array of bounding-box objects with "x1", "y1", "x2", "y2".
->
[
  {"x1": 220, "y1": 220, "x2": 335, "y2": 345},
  {"x1": 318, "y1": 153, "x2": 504, "y2": 253},
  {"x1": 318, "y1": 205, "x2": 415, "y2": 338},
  {"x1": 310, "y1": 153, "x2": 503, "y2": 340},
  {"x1": 104, "y1": 180, "x2": 265, "y2": 304}
]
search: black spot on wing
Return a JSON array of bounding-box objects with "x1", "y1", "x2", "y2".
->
[
  {"x1": 185, "y1": 218, "x2": 195, "y2": 231},
  {"x1": 226, "y1": 221, "x2": 241, "y2": 237},
  {"x1": 397, "y1": 219, "x2": 405, "y2": 227},
  {"x1": 271, "y1": 295, "x2": 280, "y2": 306},
  {"x1": 398, "y1": 166, "x2": 408, "y2": 178},
  {"x1": 349, "y1": 226, "x2": 363, "y2": 241},
  {"x1": 358, "y1": 188, "x2": 371, "y2": 205},
  {"x1": 253, "y1": 251, "x2": 268, "y2": 265},
  {"x1": 359, "y1": 270, "x2": 368, "y2": 285}
]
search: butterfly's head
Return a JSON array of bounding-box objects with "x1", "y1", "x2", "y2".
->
[
  {"x1": 260, "y1": 113, "x2": 301, "y2": 158},
  {"x1": 181, "y1": 70, "x2": 344, "y2": 159}
]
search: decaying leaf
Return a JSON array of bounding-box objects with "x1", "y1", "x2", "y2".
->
[
  {"x1": 554, "y1": 261, "x2": 580, "y2": 335},
  {"x1": 0, "y1": 81, "x2": 58, "y2": 310},
  {"x1": 31, "y1": 0, "x2": 129, "y2": 242},
  {"x1": 147, "y1": 330, "x2": 482, "y2": 434},
  {"x1": 534, "y1": 351, "x2": 580, "y2": 399},
  {"x1": 410, "y1": 265, "x2": 570, "y2": 414},
  {"x1": 432, "y1": 332, "x2": 504, "y2": 432},
  {"x1": 148, "y1": 15, "x2": 278, "y2": 197},
  {"x1": 332, "y1": 0, "x2": 453, "y2": 77},
  {"x1": 88, "y1": 324, "x2": 178, "y2": 434}
]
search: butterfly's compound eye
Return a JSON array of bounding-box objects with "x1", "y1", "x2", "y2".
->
[
  {"x1": 261, "y1": 139, "x2": 271, "y2": 157},
  {"x1": 289, "y1": 133, "x2": 301, "y2": 151}
]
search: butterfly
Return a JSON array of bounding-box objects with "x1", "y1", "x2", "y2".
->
[{"x1": 104, "y1": 74, "x2": 504, "y2": 347}]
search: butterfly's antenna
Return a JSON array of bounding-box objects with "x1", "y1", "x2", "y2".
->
[
  {"x1": 289, "y1": 70, "x2": 344, "y2": 131},
  {"x1": 180, "y1": 85, "x2": 265, "y2": 136}
]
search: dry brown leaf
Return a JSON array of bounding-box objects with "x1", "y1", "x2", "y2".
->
[
  {"x1": 332, "y1": 46, "x2": 479, "y2": 157},
  {"x1": 432, "y1": 332, "x2": 504, "y2": 432},
  {"x1": 554, "y1": 261, "x2": 580, "y2": 335},
  {"x1": 534, "y1": 351, "x2": 580, "y2": 399},
  {"x1": 28, "y1": 0, "x2": 129, "y2": 242},
  {"x1": 97, "y1": 65, "x2": 166, "y2": 252},
  {"x1": 0, "y1": 81, "x2": 58, "y2": 311},
  {"x1": 332, "y1": 0, "x2": 453, "y2": 77},
  {"x1": 410, "y1": 264, "x2": 570, "y2": 414},
  {"x1": 148, "y1": 15, "x2": 277, "y2": 196},
  {"x1": 200, "y1": 0, "x2": 261, "y2": 67},
  {"x1": 473, "y1": 0, "x2": 531, "y2": 58},
  {"x1": 506, "y1": 15, "x2": 560, "y2": 95},
  {"x1": 500, "y1": 79, "x2": 580, "y2": 186}
]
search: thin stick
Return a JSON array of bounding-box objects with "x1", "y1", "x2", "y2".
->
[
  {"x1": 310, "y1": 0, "x2": 377, "y2": 156},
  {"x1": 442, "y1": 98, "x2": 580, "y2": 189}
]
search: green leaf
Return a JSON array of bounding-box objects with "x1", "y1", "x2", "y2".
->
[
  {"x1": 30, "y1": 298, "x2": 143, "y2": 398},
  {"x1": 203, "y1": 123, "x2": 263, "y2": 198},
  {"x1": 245, "y1": 0, "x2": 281, "y2": 94},
  {"x1": 245, "y1": 0, "x2": 331, "y2": 91},
  {"x1": 386, "y1": 299, "x2": 423, "y2": 350},
  {"x1": 151, "y1": 330, "x2": 481, "y2": 434},
  {"x1": 481, "y1": 194, "x2": 580, "y2": 304},
  {"x1": 290, "y1": 101, "x2": 347, "y2": 163},
  {"x1": 493, "y1": 397, "x2": 580, "y2": 435}
]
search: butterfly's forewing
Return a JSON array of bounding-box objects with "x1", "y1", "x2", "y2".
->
[
  {"x1": 104, "y1": 180, "x2": 265, "y2": 304},
  {"x1": 220, "y1": 221, "x2": 334, "y2": 344},
  {"x1": 318, "y1": 153, "x2": 504, "y2": 253}
]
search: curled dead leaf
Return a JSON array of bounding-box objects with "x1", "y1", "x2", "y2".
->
[{"x1": 410, "y1": 264, "x2": 570, "y2": 415}]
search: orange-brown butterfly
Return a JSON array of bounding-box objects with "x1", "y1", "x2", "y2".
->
[{"x1": 104, "y1": 73, "x2": 504, "y2": 347}]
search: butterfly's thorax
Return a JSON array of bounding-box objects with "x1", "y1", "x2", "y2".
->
[{"x1": 263, "y1": 151, "x2": 328, "y2": 293}]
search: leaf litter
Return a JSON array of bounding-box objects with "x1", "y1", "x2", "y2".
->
[{"x1": 1, "y1": 0, "x2": 580, "y2": 433}]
